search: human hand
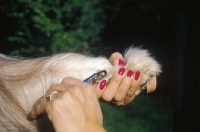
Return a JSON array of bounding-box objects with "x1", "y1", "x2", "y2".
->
[
  {"x1": 99, "y1": 52, "x2": 157, "y2": 106},
  {"x1": 28, "y1": 77, "x2": 106, "y2": 132}
]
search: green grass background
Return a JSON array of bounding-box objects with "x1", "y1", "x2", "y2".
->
[{"x1": 100, "y1": 95, "x2": 173, "y2": 132}]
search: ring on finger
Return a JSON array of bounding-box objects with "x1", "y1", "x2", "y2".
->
[
  {"x1": 112, "y1": 99, "x2": 124, "y2": 106},
  {"x1": 124, "y1": 92, "x2": 136, "y2": 105},
  {"x1": 46, "y1": 91, "x2": 59, "y2": 101}
]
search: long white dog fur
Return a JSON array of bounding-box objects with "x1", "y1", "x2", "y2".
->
[{"x1": 0, "y1": 46, "x2": 161, "y2": 131}]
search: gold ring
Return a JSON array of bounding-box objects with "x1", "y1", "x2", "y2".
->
[
  {"x1": 46, "y1": 91, "x2": 59, "y2": 101},
  {"x1": 112, "y1": 100, "x2": 124, "y2": 106}
]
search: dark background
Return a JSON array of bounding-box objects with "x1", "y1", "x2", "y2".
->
[{"x1": 100, "y1": 1, "x2": 200, "y2": 131}]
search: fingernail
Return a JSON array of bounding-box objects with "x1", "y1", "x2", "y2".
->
[
  {"x1": 134, "y1": 71, "x2": 140, "y2": 81},
  {"x1": 99, "y1": 80, "x2": 106, "y2": 90},
  {"x1": 118, "y1": 67, "x2": 125, "y2": 75},
  {"x1": 118, "y1": 59, "x2": 125, "y2": 66},
  {"x1": 127, "y1": 70, "x2": 133, "y2": 78}
]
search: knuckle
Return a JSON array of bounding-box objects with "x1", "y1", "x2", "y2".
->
[
  {"x1": 112, "y1": 75, "x2": 121, "y2": 85},
  {"x1": 101, "y1": 92, "x2": 113, "y2": 102},
  {"x1": 48, "y1": 99, "x2": 62, "y2": 112},
  {"x1": 130, "y1": 82, "x2": 138, "y2": 88},
  {"x1": 49, "y1": 84, "x2": 58, "y2": 90},
  {"x1": 128, "y1": 88, "x2": 137, "y2": 95},
  {"x1": 86, "y1": 85, "x2": 95, "y2": 95},
  {"x1": 62, "y1": 77, "x2": 68, "y2": 83},
  {"x1": 124, "y1": 93, "x2": 135, "y2": 105},
  {"x1": 113, "y1": 94, "x2": 123, "y2": 102},
  {"x1": 72, "y1": 85, "x2": 83, "y2": 94},
  {"x1": 61, "y1": 77, "x2": 72, "y2": 84},
  {"x1": 59, "y1": 91, "x2": 70, "y2": 100},
  {"x1": 122, "y1": 80, "x2": 131, "y2": 88},
  {"x1": 130, "y1": 83, "x2": 139, "y2": 92},
  {"x1": 126, "y1": 92, "x2": 131, "y2": 97}
]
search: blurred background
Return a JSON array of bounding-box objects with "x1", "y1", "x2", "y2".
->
[{"x1": 1, "y1": 0, "x2": 199, "y2": 131}]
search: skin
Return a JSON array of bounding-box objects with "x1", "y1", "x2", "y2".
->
[
  {"x1": 29, "y1": 78, "x2": 106, "y2": 132},
  {"x1": 106, "y1": 52, "x2": 157, "y2": 105},
  {"x1": 28, "y1": 52, "x2": 157, "y2": 132}
]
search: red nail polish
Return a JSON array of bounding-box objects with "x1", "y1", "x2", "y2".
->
[
  {"x1": 127, "y1": 70, "x2": 133, "y2": 78},
  {"x1": 118, "y1": 67, "x2": 125, "y2": 75},
  {"x1": 134, "y1": 71, "x2": 140, "y2": 81},
  {"x1": 118, "y1": 59, "x2": 125, "y2": 66},
  {"x1": 99, "y1": 80, "x2": 106, "y2": 90}
]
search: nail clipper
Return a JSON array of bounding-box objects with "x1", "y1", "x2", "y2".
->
[{"x1": 83, "y1": 70, "x2": 107, "y2": 85}]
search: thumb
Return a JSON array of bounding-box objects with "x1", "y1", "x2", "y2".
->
[{"x1": 109, "y1": 52, "x2": 125, "y2": 66}]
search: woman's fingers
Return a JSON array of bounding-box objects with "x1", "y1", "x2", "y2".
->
[
  {"x1": 113, "y1": 70, "x2": 140, "y2": 101},
  {"x1": 43, "y1": 77, "x2": 85, "y2": 102},
  {"x1": 28, "y1": 77, "x2": 104, "y2": 132},
  {"x1": 62, "y1": 77, "x2": 103, "y2": 99},
  {"x1": 62, "y1": 77, "x2": 88, "y2": 86},
  {"x1": 28, "y1": 96, "x2": 49, "y2": 120},
  {"x1": 124, "y1": 93, "x2": 136, "y2": 105},
  {"x1": 28, "y1": 74, "x2": 157, "y2": 120},
  {"x1": 127, "y1": 71, "x2": 141, "y2": 94},
  {"x1": 28, "y1": 77, "x2": 101, "y2": 120},
  {"x1": 121, "y1": 71, "x2": 141, "y2": 105},
  {"x1": 107, "y1": 52, "x2": 158, "y2": 106},
  {"x1": 96, "y1": 52, "x2": 125, "y2": 99},
  {"x1": 100, "y1": 67, "x2": 125, "y2": 102},
  {"x1": 112, "y1": 69, "x2": 133, "y2": 102}
]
